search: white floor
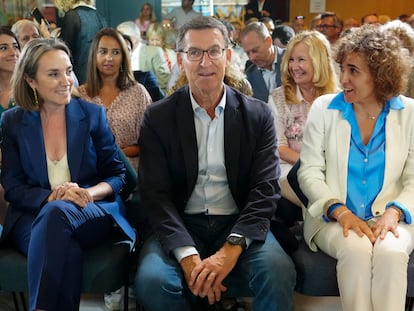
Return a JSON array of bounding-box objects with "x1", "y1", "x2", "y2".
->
[
  {"x1": 0, "y1": 291, "x2": 342, "y2": 311},
  {"x1": 294, "y1": 293, "x2": 342, "y2": 311}
]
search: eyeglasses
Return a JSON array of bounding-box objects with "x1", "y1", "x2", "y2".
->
[
  {"x1": 318, "y1": 24, "x2": 336, "y2": 29},
  {"x1": 295, "y1": 15, "x2": 305, "y2": 20},
  {"x1": 179, "y1": 47, "x2": 227, "y2": 61}
]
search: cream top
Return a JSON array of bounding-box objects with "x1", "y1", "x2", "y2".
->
[{"x1": 47, "y1": 153, "x2": 71, "y2": 190}]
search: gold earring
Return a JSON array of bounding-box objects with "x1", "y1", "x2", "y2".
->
[{"x1": 32, "y1": 87, "x2": 39, "y2": 107}]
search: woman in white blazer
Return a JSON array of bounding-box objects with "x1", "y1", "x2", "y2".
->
[{"x1": 298, "y1": 26, "x2": 414, "y2": 311}]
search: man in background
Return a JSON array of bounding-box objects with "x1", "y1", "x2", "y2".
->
[
  {"x1": 164, "y1": 0, "x2": 201, "y2": 31},
  {"x1": 241, "y1": 21, "x2": 285, "y2": 102},
  {"x1": 244, "y1": 0, "x2": 277, "y2": 23}
]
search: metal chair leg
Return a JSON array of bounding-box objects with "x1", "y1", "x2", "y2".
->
[
  {"x1": 123, "y1": 285, "x2": 129, "y2": 311},
  {"x1": 12, "y1": 292, "x2": 21, "y2": 311},
  {"x1": 406, "y1": 296, "x2": 414, "y2": 311},
  {"x1": 19, "y1": 292, "x2": 27, "y2": 311}
]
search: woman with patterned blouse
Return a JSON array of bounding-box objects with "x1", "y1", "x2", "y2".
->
[
  {"x1": 269, "y1": 31, "x2": 337, "y2": 207},
  {"x1": 77, "y1": 28, "x2": 152, "y2": 171}
]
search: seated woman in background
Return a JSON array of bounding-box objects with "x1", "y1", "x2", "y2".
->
[
  {"x1": 0, "y1": 26, "x2": 20, "y2": 237},
  {"x1": 1, "y1": 37, "x2": 135, "y2": 311},
  {"x1": 269, "y1": 30, "x2": 337, "y2": 208},
  {"x1": 134, "y1": 2, "x2": 156, "y2": 42},
  {"x1": 0, "y1": 27, "x2": 20, "y2": 116},
  {"x1": 298, "y1": 26, "x2": 414, "y2": 311},
  {"x1": 77, "y1": 28, "x2": 152, "y2": 170}
]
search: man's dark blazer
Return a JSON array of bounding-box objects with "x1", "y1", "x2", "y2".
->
[
  {"x1": 245, "y1": 46, "x2": 285, "y2": 103},
  {"x1": 0, "y1": 98, "x2": 135, "y2": 244},
  {"x1": 133, "y1": 70, "x2": 165, "y2": 102},
  {"x1": 244, "y1": 0, "x2": 277, "y2": 22},
  {"x1": 138, "y1": 85, "x2": 281, "y2": 255}
]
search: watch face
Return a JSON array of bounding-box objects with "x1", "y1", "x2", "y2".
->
[{"x1": 227, "y1": 236, "x2": 247, "y2": 249}]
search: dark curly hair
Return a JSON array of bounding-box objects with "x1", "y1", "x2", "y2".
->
[{"x1": 334, "y1": 25, "x2": 410, "y2": 104}]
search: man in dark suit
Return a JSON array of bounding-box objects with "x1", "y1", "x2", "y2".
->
[
  {"x1": 244, "y1": 0, "x2": 277, "y2": 22},
  {"x1": 135, "y1": 16, "x2": 295, "y2": 311},
  {"x1": 240, "y1": 21, "x2": 285, "y2": 103}
]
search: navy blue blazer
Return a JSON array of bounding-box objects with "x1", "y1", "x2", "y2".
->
[
  {"x1": 138, "y1": 85, "x2": 281, "y2": 255},
  {"x1": 0, "y1": 98, "x2": 135, "y2": 244},
  {"x1": 133, "y1": 70, "x2": 165, "y2": 102},
  {"x1": 245, "y1": 46, "x2": 285, "y2": 102}
]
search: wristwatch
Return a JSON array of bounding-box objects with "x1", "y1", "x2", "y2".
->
[{"x1": 226, "y1": 235, "x2": 247, "y2": 250}]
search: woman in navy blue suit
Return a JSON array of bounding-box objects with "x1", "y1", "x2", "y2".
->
[{"x1": 1, "y1": 37, "x2": 135, "y2": 311}]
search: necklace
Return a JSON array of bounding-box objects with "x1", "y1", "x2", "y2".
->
[{"x1": 353, "y1": 103, "x2": 383, "y2": 121}]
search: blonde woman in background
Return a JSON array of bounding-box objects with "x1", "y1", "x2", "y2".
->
[
  {"x1": 269, "y1": 30, "x2": 337, "y2": 209},
  {"x1": 135, "y1": 3, "x2": 157, "y2": 42}
]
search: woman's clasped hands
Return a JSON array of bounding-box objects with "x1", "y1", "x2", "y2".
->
[{"x1": 47, "y1": 182, "x2": 93, "y2": 208}]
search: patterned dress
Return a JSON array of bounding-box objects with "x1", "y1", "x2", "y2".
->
[
  {"x1": 77, "y1": 83, "x2": 152, "y2": 170},
  {"x1": 270, "y1": 86, "x2": 311, "y2": 177}
]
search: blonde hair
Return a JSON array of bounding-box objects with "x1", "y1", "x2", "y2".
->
[
  {"x1": 147, "y1": 23, "x2": 165, "y2": 48},
  {"x1": 54, "y1": 0, "x2": 95, "y2": 12},
  {"x1": 138, "y1": 3, "x2": 156, "y2": 23},
  {"x1": 282, "y1": 30, "x2": 337, "y2": 104}
]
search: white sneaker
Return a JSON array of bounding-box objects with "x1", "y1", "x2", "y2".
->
[
  {"x1": 104, "y1": 287, "x2": 136, "y2": 310},
  {"x1": 104, "y1": 289, "x2": 122, "y2": 311}
]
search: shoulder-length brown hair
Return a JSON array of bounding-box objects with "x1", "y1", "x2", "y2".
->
[
  {"x1": 282, "y1": 30, "x2": 337, "y2": 104},
  {"x1": 84, "y1": 27, "x2": 135, "y2": 97},
  {"x1": 11, "y1": 37, "x2": 70, "y2": 111}
]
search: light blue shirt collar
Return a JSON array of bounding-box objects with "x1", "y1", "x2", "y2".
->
[
  {"x1": 189, "y1": 86, "x2": 227, "y2": 116},
  {"x1": 328, "y1": 92, "x2": 404, "y2": 117}
]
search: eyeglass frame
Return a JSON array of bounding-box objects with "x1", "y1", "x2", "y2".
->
[
  {"x1": 178, "y1": 46, "x2": 228, "y2": 61},
  {"x1": 317, "y1": 24, "x2": 337, "y2": 29}
]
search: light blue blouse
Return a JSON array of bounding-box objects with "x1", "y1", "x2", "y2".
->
[{"x1": 328, "y1": 93, "x2": 404, "y2": 220}]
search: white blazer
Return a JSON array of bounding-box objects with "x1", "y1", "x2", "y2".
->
[{"x1": 298, "y1": 93, "x2": 414, "y2": 251}]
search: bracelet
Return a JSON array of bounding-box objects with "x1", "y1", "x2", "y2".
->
[
  {"x1": 336, "y1": 210, "x2": 351, "y2": 222},
  {"x1": 323, "y1": 198, "x2": 344, "y2": 218},
  {"x1": 389, "y1": 206, "x2": 402, "y2": 222}
]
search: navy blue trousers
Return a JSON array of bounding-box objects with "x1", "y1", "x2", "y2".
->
[{"x1": 8, "y1": 200, "x2": 113, "y2": 311}]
